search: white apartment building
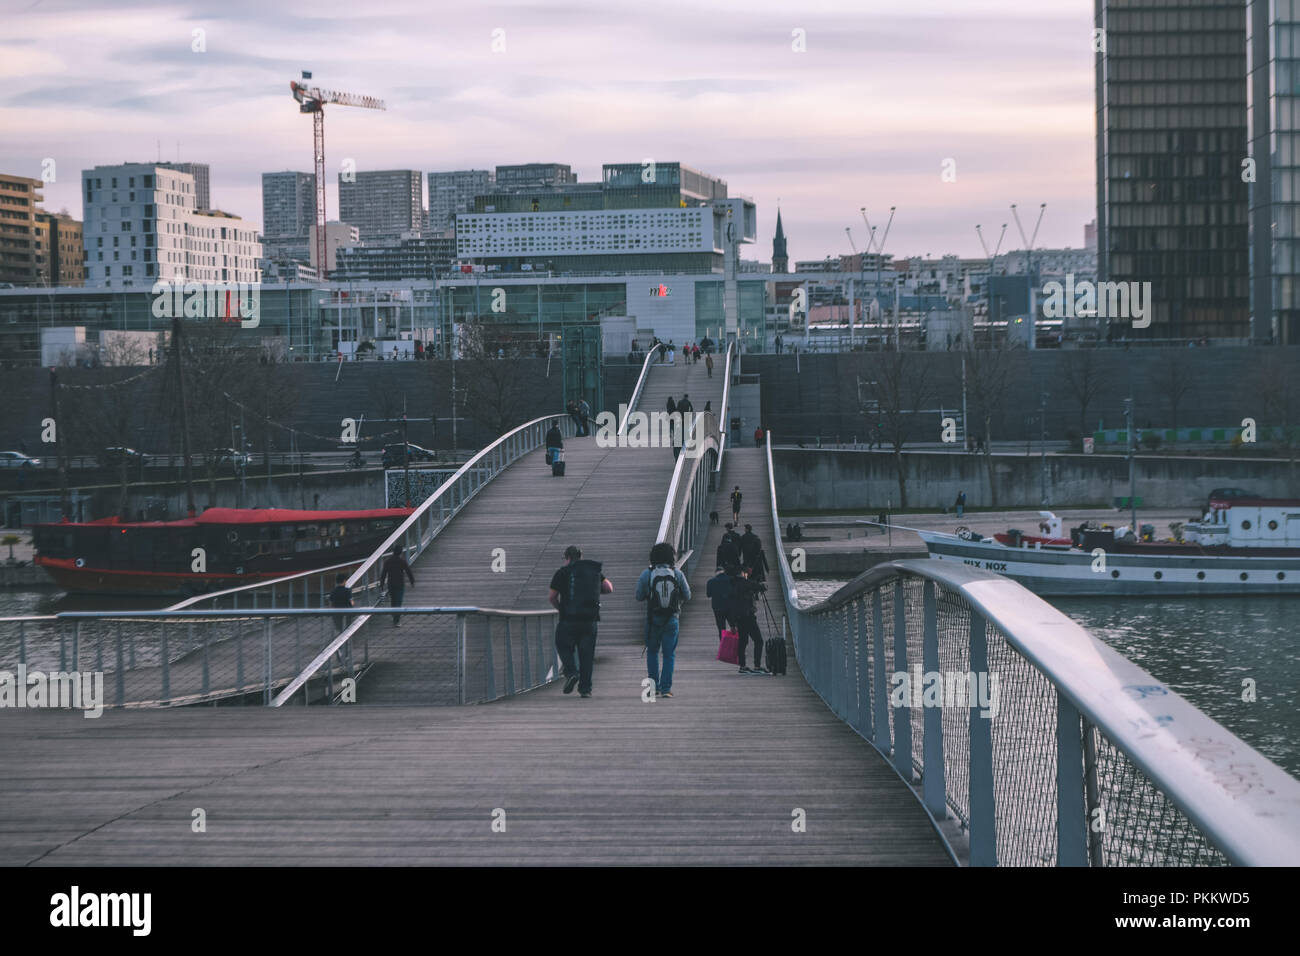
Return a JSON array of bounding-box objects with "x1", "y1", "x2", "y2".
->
[
  {"x1": 456, "y1": 206, "x2": 717, "y2": 261},
  {"x1": 81, "y1": 163, "x2": 261, "y2": 288}
]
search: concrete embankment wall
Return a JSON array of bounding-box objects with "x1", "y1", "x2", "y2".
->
[
  {"x1": 743, "y1": 346, "x2": 1300, "y2": 444},
  {"x1": 774, "y1": 448, "x2": 1297, "y2": 512}
]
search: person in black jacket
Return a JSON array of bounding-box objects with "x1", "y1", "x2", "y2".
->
[
  {"x1": 548, "y1": 545, "x2": 614, "y2": 697},
  {"x1": 716, "y1": 523, "x2": 742, "y2": 569},
  {"x1": 706, "y1": 566, "x2": 733, "y2": 639},
  {"x1": 739, "y1": 524, "x2": 768, "y2": 584},
  {"x1": 727, "y1": 566, "x2": 765, "y2": 674},
  {"x1": 328, "y1": 573, "x2": 353, "y2": 634},
  {"x1": 381, "y1": 546, "x2": 415, "y2": 626}
]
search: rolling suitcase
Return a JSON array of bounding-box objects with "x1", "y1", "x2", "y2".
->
[
  {"x1": 551, "y1": 450, "x2": 566, "y2": 477},
  {"x1": 764, "y1": 637, "x2": 787, "y2": 675}
]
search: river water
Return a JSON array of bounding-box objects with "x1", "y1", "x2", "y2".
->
[{"x1": 795, "y1": 578, "x2": 1300, "y2": 780}]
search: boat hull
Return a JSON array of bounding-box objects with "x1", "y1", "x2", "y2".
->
[
  {"x1": 34, "y1": 558, "x2": 362, "y2": 597},
  {"x1": 918, "y1": 533, "x2": 1300, "y2": 596}
]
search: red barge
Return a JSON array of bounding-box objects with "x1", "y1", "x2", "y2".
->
[{"x1": 32, "y1": 507, "x2": 413, "y2": 596}]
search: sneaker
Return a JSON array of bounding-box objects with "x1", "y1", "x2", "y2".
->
[
  {"x1": 738, "y1": 666, "x2": 750, "y2": 674},
  {"x1": 580, "y1": 691, "x2": 592, "y2": 698},
  {"x1": 662, "y1": 690, "x2": 674, "y2": 698},
  {"x1": 563, "y1": 675, "x2": 579, "y2": 694}
]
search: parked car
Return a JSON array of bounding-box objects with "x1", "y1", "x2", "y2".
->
[
  {"x1": 99, "y1": 446, "x2": 147, "y2": 469},
  {"x1": 0, "y1": 450, "x2": 41, "y2": 469},
  {"x1": 382, "y1": 443, "x2": 436, "y2": 468}
]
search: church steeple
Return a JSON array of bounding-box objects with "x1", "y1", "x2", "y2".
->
[{"x1": 772, "y1": 208, "x2": 788, "y2": 273}]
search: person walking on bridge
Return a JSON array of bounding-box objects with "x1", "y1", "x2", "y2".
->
[
  {"x1": 739, "y1": 524, "x2": 769, "y2": 584},
  {"x1": 636, "y1": 542, "x2": 691, "y2": 698},
  {"x1": 545, "y1": 419, "x2": 563, "y2": 467},
  {"x1": 706, "y1": 565, "x2": 733, "y2": 641},
  {"x1": 381, "y1": 546, "x2": 415, "y2": 626},
  {"x1": 728, "y1": 566, "x2": 766, "y2": 674},
  {"x1": 705, "y1": 353, "x2": 714, "y2": 378},
  {"x1": 730, "y1": 485, "x2": 743, "y2": 525},
  {"x1": 548, "y1": 545, "x2": 614, "y2": 698}
]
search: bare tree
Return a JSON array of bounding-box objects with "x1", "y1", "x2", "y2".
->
[
  {"x1": 1060, "y1": 348, "x2": 1111, "y2": 441},
  {"x1": 962, "y1": 344, "x2": 1015, "y2": 507},
  {"x1": 1255, "y1": 348, "x2": 1298, "y2": 476},
  {"x1": 1151, "y1": 351, "x2": 1194, "y2": 441},
  {"x1": 166, "y1": 318, "x2": 260, "y2": 506},
  {"x1": 863, "y1": 350, "x2": 933, "y2": 509},
  {"x1": 456, "y1": 316, "x2": 536, "y2": 439}
]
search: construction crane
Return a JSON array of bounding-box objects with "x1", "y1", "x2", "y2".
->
[{"x1": 289, "y1": 72, "x2": 385, "y2": 280}]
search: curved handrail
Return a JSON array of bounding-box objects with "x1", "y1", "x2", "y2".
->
[
  {"x1": 764, "y1": 431, "x2": 799, "y2": 608},
  {"x1": 655, "y1": 411, "x2": 720, "y2": 549},
  {"x1": 167, "y1": 560, "x2": 365, "y2": 611},
  {"x1": 267, "y1": 411, "x2": 572, "y2": 703},
  {"x1": 621, "y1": 343, "x2": 664, "y2": 435},
  {"x1": 715, "y1": 341, "x2": 735, "y2": 474},
  {"x1": 765, "y1": 432, "x2": 1300, "y2": 866},
  {"x1": 345, "y1": 411, "x2": 567, "y2": 590}
]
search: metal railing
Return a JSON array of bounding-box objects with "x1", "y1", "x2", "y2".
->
[
  {"x1": 0, "y1": 413, "x2": 578, "y2": 708},
  {"x1": 715, "y1": 340, "x2": 735, "y2": 474},
  {"x1": 620, "y1": 343, "x2": 664, "y2": 435},
  {"x1": 655, "y1": 412, "x2": 720, "y2": 578},
  {"x1": 268, "y1": 411, "x2": 577, "y2": 704},
  {"x1": 0, "y1": 607, "x2": 561, "y2": 708},
  {"x1": 763, "y1": 432, "x2": 1300, "y2": 866}
]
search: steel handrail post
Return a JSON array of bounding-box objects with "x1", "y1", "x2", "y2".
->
[{"x1": 921, "y1": 581, "x2": 947, "y2": 819}]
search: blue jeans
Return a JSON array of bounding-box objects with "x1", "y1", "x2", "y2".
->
[{"x1": 645, "y1": 614, "x2": 680, "y2": 694}]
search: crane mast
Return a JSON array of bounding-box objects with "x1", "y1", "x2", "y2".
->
[{"x1": 289, "y1": 76, "x2": 385, "y2": 281}]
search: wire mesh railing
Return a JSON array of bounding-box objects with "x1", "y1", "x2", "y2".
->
[
  {"x1": 0, "y1": 607, "x2": 563, "y2": 709},
  {"x1": 763, "y1": 432, "x2": 1300, "y2": 867}
]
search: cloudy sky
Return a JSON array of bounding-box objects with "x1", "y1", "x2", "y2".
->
[{"x1": 2, "y1": 0, "x2": 1095, "y2": 262}]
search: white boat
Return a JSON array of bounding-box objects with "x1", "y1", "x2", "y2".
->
[{"x1": 917, "y1": 499, "x2": 1300, "y2": 596}]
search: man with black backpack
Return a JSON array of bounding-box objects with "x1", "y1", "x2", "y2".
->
[
  {"x1": 716, "y1": 523, "x2": 742, "y2": 570},
  {"x1": 635, "y1": 542, "x2": 691, "y2": 699},
  {"x1": 548, "y1": 545, "x2": 614, "y2": 698}
]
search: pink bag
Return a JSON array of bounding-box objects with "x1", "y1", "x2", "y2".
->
[{"x1": 716, "y1": 629, "x2": 740, "y2": 665}]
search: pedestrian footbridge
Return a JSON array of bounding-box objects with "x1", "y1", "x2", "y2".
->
[{"x1": 1, "y1": 345, "x2": 1297, "y2": 866}]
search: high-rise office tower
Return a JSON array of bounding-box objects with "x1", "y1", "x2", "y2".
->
[
  {"x1": 262, "y1": 171, "x2": 317, "y2": 241},
  {"x1": 427, "y1": 169, "x2": 494, "y2": 234},
  {"x1": 1095, "y1": 0, "x2": 1249, "y2": 339},
  {"x1": 337, "y1": 169, "x2": 422, "y2": 240},
  {"x1": 1247, "y1": 0, "x2": 1300, "y2": 343}
]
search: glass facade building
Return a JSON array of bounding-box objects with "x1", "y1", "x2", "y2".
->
[
  {"x1": 1096, "y1": 0, "x2": 1250, "y2": 339},
  {"x1": 1248, "y1": 0, "x2": 1300, "y2": 343}
]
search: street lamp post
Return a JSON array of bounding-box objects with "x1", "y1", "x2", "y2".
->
[
  {"x1": 1124, "y1": 397, "x2": 1137, "y2": 533},
  {"x1": 1039, "y1": 391, "x2": 1048, "y2": 507}
]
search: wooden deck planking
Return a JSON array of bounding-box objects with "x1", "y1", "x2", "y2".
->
[{"x1": 0, "y1": 371, "x2": 953, "y2": 866}]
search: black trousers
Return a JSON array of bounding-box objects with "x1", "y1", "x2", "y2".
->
[
  {"x1": 735, "y1": 613, "x2": 763, "y2": 667},
  {"x1": 555, "y1": 619, "x2": 598, "y2": 694},
  {"x1": 713, "y1": 608, "x2": 729, "y2": 636}
]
